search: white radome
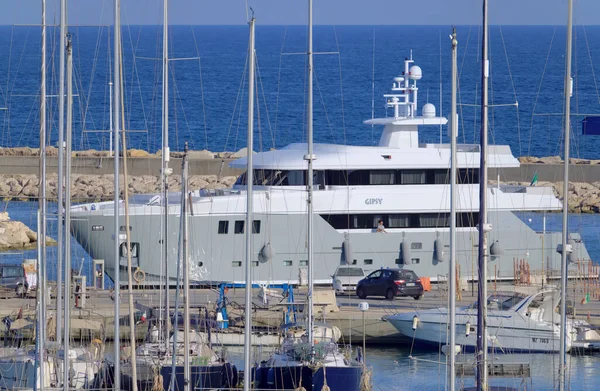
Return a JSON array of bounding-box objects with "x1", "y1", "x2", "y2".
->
[
  {"x1": 409, "y1": 65, "x2": 422, "y2": 80},
  {"x1": 422, "y1": 103, "x2": 436, "y2": 118}
]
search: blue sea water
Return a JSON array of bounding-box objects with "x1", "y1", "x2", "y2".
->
[{"x1": 1, "y1": 25, "x2": 600, "y2": 158}]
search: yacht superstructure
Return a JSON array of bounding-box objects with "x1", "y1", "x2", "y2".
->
[{"x1": 70, "y1": 54, "x2": 591, "y2": 286}]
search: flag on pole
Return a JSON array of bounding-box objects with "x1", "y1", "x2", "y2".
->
[{"x1": 530, "y1": 172, "x2": 538, "y2": 187}]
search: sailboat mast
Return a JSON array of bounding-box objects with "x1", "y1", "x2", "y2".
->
[
  {"x1": 182, "y1": 143, "x2": 190, "y2": 391},
  {"x1": 449, "y1": 27, "x2": 458, "y2": 391},
  {"x1": 161, "y1": 0, "x2": 171, "y2": 341},
  {"x1": 476, "y1": 0, "x2": 489, "y2": 389},
  {"x1": 36, "y1": 0, "x2": 47, "y2": 387},
  {"x1": 306, "y1": 0, "x2": 315, "y2": 355},
  {"x1": 63, "y1": 36, "x2": 74, "y2": 391},
  {"x1": 559, "y1": 1, "x2": 574, "y2": 390},
  {"x1": 243, "y1": 15, "x2": 256, "y2": 391},
  {"x1": 56, "y1": 0, "x2": 67, "y2": 347},
  {"x1": 113, "y1": 0, "x2": 122, "y2": 389}
]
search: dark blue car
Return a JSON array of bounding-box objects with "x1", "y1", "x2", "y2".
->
[{"x1": 356, "y1": 268, "x2": 424, "y2": 300}]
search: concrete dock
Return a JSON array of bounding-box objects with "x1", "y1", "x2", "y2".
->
[{"x1": 2, "y1": 285, "x2": 600, "y2": 345}]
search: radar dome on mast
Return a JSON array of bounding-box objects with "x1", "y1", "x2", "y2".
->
[
  {"x1": 422, "y1": 103, "x2": 436, "y2": 118},
  {"x1": 409, "y1": 65, "x2": 422, "y2": 80}
]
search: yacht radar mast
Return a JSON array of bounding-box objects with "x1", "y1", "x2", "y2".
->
[{"x1": 365, "y1": 54, "x2": 447, "y2": 148}]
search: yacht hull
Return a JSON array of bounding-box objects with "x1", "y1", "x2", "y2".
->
[
  {"x1": 253, "y1": 365, "x2": 363, "y2": 391},
  {"x1": 70, "y1": 205, "x2": 590, "y2": 287}
]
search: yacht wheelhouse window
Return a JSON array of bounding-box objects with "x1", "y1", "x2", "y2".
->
[
  {"x1": 369, "y1": 170, "x2": 395, "y2": 185},
  {"x1": 234, "y1": 221, "x2": 245, "y2": 234},
  {"x1": 218, "y1": 221, "x2": 229, "y2": 234},
  {"x1": 285, "y1": 170, "x2": 305, "y2": 186},
  {"x1": 252, "y1": 220, "x2": 261, "y2": 234}
]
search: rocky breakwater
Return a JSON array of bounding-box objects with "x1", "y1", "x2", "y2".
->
[
  {"x1": 0, "y1": 212, "x2": 56, "y2": 251},
  {"x1": 0, "y1": 173, "x2": 238, "y2": 201}
]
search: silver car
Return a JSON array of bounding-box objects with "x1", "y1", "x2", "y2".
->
[
  {"x1": 0, "y1": 264, "x2": 28, "y2": 297},
  {"x1": 332, "y1": 266, "x2": 365, "y2": 294}
]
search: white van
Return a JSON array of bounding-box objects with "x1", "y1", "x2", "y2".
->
[{"x1": 332, "y1": 266, "x2": 365, "y2": 294}]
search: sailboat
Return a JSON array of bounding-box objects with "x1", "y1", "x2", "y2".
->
[
  {"x1": 0, "y1": 4, "x2": 105, "y2": 389},
  {"x1": 120, "y1": 145, "x2": 238, "y2": 391},
  {"x1": 253, "y1": 2, "x2": 365, "y2": 391}
]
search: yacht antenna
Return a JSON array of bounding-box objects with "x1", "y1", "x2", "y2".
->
[
  {"x1": 559, "y1": 0, "x2": 574, "y2": 390},
  {"x1": 243, "y1": 15, "x2": 256, "y2": 391},
  {"x1": 305, "y1": 0, "x2": 315, "y2": 358},
  {"x1": 476, "y1": 0, "x2": 490, "y2": 389},
  {"x1": 449, "y1": 27, "x2": 458, "y2": 391}
]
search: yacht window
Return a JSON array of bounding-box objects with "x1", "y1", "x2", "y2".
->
[
  {"x1": 348, "y1": 170, "x2": 369, "y2": 185},
  {"x1": 234, "y1": 221, "x2": 245, "y2": 234},
  {"x1": 299, "y1": 260, "x2": 308, "y2": 266},
  {"x1": 234, "y1": 172, "x2": 246, "y2": 185},
  {"x1": 370, "y1": 170, "x2": 395, "y2": 185},
  {"x1": 218, "y1": 221, "x2": 229, "y2": 234},
  {"x1": 286, "y1": 170, "x2": 305, "y2": 186},
  {"x1": 326, "y1": 170, "x2": 348, "y2": 186},
  {"x1": 433, "y1": 170, "x2": 449, "y2": 184},
  {"x1": 458, "y1": 168, "x2": 480, "y2": 184},
  {"x1": 120, "y1": 242, "x2": 140, "y2": 259},
  {"x1": 120, "y1": 225, "x2": 132, "y2": 232},
  {"x1": 232, "y1": 261, "x2": 242, "y2": 267},
  {"x1": 389, "y1": 214, "x2": 410, "y2": 228},
  {"x1": 419, "y1": 214, "x2": 448, "y2": 228},
  {"x1": 411, "y1": 242, "x2": 423, "y2": 250},
  {"x1": 252, "y1": 261, "x2": 259, "y2": 267},
  {"x1": 401, "y1": 170, "x2": 426, "y2": 184},
  {"x1": 411, "y1": 258, "x2": 420, "y2": 264},
  {"x1": 364, "y1": 259, "x2": 373, "y2": 265},
  {"x1": 92, "y1": 225, "x2": 104, "y2": 231},
  {"x1": 395, "y1": 258, "x2": 402, "y2": 265},
  {"x1": 252, "y1": 220, "x2": 261, "y2": 234},
  {"x1": 283, "y1": 260, "x2": 293, "y2": 266}
]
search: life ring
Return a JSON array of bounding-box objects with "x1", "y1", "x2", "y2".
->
[{"x1": 134, "y1": 268, "x2": 146, "y2": 284}]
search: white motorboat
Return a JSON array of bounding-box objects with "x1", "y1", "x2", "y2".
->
[{"x1": 386, "y1": 289, "x2": 573, "y2": 353}]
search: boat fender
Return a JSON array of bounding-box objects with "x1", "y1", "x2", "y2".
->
[
  {"x1": 435, "y1": 236, "x2": 445, "y2": 262},
  {"x1": 259, "y1": 243, "x2": 274, "y2": 263},
  {"x1": 134, "y1": 268, "x2": 146, "y2": 284},
  {"x1": 567, "y1": 238, "x2": 577, "y2": 263},
  {"x1": 465, "y1": 321, "x2": 471, "y2": 337},
  {"x1": 412, "y1": 315, "x2": 419, "y2": 330},
  {"x1": 342, "y1": 235, "x2": 352, "y2": 265},
  {"x1": 401, "y1": 240, "x2": 411, "y2": 264},
  {"x1": 489, "y1": 240, "x2": 503, "y2": 257}
]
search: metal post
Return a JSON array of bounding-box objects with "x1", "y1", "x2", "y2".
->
[
  {"x1": 243, "y1": 16, "x2": 256, "y2": 391},
  {"x1": 56, "y1": 0, "x2": 67, "y2": 348},
  {"x1": 559, "y1": 1, "x2": 574, "y2": 390},
  {"x1": 109, "y1": 81, "x2": 113, "y2": 156},
  {"x1": 113, "y1": 0, "x2": 121, "y2": 389},
  {"x1": 37, "y1": 1, "x2": 47, "y2": 388},
  {"x1": 63, "y1": 36, "x2": 73, "y2": 391},
  {"x1": 182, "y1": 143, "x2": 190, "y2": 391},
  {"x1": 476, "y1": 1, "x2": 489, "y2": 389},
  {"x1": 161, "y1": 0, "x2": 171, "y2": 344},
  {"x1": 306, "y1": 0, "x2": 315, "y2": 359},
  {"x1": 449, "y1": 27, "x2": 458, "y2": 391}
]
